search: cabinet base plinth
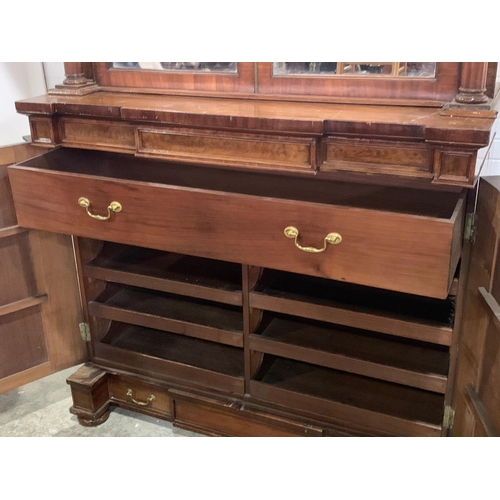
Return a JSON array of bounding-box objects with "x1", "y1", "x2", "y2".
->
[{"x1": 76, "y1": 411, "x2": 110, "y2": 427}]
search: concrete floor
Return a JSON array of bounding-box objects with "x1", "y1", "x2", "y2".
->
[{"x1": 0, "y1": 365, "x2": 201, "y2": 437}]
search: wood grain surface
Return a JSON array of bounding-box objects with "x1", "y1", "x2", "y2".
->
[{"x1": 9, "y1": 156, "x2": 463, "y2": 298}]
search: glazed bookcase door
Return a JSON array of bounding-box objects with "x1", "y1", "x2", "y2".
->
[
  {"x1": 94, "y1": 62, "x2": 256, "y2": 94},
  {"x1": 452, "y1": 176, "x2": 500, "y2": 436},
  {"x1": 256, "y1": 62, "x2": 460, "y2": 104}
]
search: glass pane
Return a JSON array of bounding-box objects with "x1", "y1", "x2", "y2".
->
[
  {"x1": 342, "y1": 63, "x2": 396, "y2": 75},
  {"x1": 405, "y1": 62, "x2": 437, "y2": 78},
  {"x1": 273, "y1": 62, "x2": 338, "y2": 75},
  {"x1": 112, "y1": 62, "x2": 237, "y2": 73},
  {"x1": 273, "y1": 62, "x2": 436, "y2": 78}
]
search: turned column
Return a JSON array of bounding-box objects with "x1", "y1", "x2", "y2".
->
[
  {"x1": 455, "y1": 62, "x2": 489, "y2": 104},
  {"x1": 49, "y1": 61, "x2": 98, "y2": 95},
  {"x1": 62, "y1": 62, "x2": 89, "y2": 86}
]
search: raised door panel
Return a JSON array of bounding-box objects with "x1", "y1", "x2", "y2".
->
[
  {"x1": 0, "y1": 144, "x2": 87, "y2": 394},
  {"x1": 94, "y1": 62, "x2": 256, "y2": 95},
  {"x1": 256, "y1": 62, "x2": 460, "y2": 104},
  {"x1": 452, "y1": 176, "x2": 500, "y2": 436}
]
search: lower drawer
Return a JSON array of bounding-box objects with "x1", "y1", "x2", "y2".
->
[
  {"x1": 9, "y1": 148, "x2": 464, "y2": 298},
  {"x1": 108, "y1": 375, "x2": 174, "y2": 419},
  {"x1": 171, "y1": 390, "x2": 324, "y2": 437}
]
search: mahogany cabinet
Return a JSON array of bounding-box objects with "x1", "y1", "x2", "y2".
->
[{"x1": 6, "y1": 62, "x2": 500, "y2": 436}]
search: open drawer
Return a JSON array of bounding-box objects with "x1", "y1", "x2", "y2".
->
[{"x1": 8, "y1": 148, "x2": 465, "y2": 299}]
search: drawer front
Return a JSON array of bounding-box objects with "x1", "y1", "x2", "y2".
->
[
  {"x1": 9, "y1": 167, "x2": 462, "y2": 298},
  {"x1": 108, "y1": 375, "x2": 173, "y2": 418},
  {"x1": 322, "y1": 137, "x2": 433, "y2": 178},
  {"x1": 174, "y1": 399, "x2": 321, "y2": 437}
]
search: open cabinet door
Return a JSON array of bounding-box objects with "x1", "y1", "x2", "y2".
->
[
  {"x1": 0, "y1": 143, "x2": 87, "y2": 394},
  {"x1": 452, "y1": 176, "x2": 500, "y2": 436}
]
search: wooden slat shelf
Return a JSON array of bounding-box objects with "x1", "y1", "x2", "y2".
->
[
  {"x1": 250, "y1": 314, "x2": 449, "y2": 393},
  {"x1": 0, "y1": 295, "x2": 47, "y2": 318},
  {"x1": 251, "y1": 356, "x2": 444, "y2": 437},
  {"x1": 94, "y1": 323, "x2": 244, "y2": 394},
  {"x1": 250, "y1": 270, "x2": 454, "y2": 346},
  {"x1": 89, "y1": 285, "x2": 243, "y2": 347},
  {"x1": 85, "y1": 243, "x2": 243, "y2": 306}
]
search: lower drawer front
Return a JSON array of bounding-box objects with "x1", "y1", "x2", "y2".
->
[
  {"x1": 174, "y1": 399, "x2": 324, "y2": 437},
  {"x1": 108, "y1": 375, "x2": 173, "y2": 419},
  {"x1": 9, "y1": 155, "x2": 463, "y2": 298}
]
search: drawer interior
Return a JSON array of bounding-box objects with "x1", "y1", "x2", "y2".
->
[{"x1": 18, "y1": 148, "x2": 462, "y2": 218}]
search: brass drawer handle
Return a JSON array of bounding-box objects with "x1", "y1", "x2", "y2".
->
[
  {"x1": 284, "y1": 226, "x2": 342, "y2": 253},
  {"x1": 126, "y1": 389, "x2": 156, "y2": 407},
  {"x1": 78, "y1": 197, "x2": 122, "y2": 221}
]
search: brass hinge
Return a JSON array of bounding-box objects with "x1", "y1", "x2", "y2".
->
[
  {"x1": 443, "y1": 405, "x2": 455, "y2": 430},
  {"x1": 79, "y1": 322, "x2": 91, "y2": 342},
  {"x1": 464, "y1": 213, "x2": 477, "y2": 243}
]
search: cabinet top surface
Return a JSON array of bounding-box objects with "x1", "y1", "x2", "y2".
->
[{"x1": 16, "y1": 91, "x2": 496, "y2": 143}]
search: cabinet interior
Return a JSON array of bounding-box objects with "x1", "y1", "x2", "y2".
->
[{"x1": 79, "y1": 238, "x2": 458, "y2": 435}]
